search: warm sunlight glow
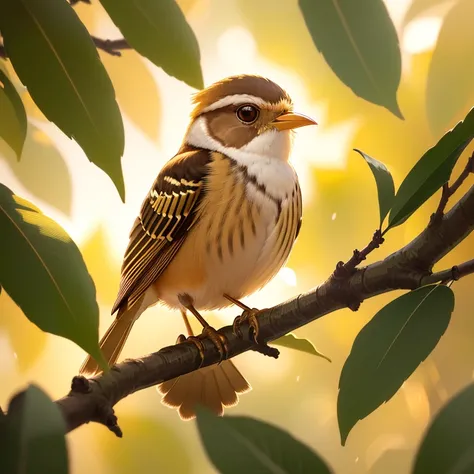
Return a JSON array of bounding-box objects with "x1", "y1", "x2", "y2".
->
[{"x1": 403, "y1": 17, "x2": 443, "y2": 54}]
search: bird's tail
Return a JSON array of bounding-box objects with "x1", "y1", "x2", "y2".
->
[
  {"x1": 157, "y1": 309, "x2": 251, "y2": 419},
  {"x1": 158, "y1": 359, "x2": 251, "y2": 420},
  {"x1": 79, "y1": 306, "x2": 138, "y2": 376}
]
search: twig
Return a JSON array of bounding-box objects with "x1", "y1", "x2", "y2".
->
[
  {"x1": 333, "y1": 229, "x2": 385, "y2": 278},
  {"x1": 432, "y1": 152, "x2": 474, "y2": 223},
  {"x1": 92, "y1": 37, "x2": 131, "y2": 57},
  {"x1": 0, "y1": 37, "x2": 131, "y2": 60},
  {"x1": 54, "y1": 184, "x2": 474, "y2": 435},
  {"x1": 421, "y1": 259, "x2": 474, "y2": 286}
]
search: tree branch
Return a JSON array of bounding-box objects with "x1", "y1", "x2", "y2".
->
[
  {"x1": 54, "y1": 184, "x2": 474, "y2": 436},
  {"x1": 433, "y1": 152, "x2": 474, "y2": 222},
  {"x1": 0, "y1": 37, "x2": 131, "y2": 61},
  {"x1": 91, "y1": 37, "x2": 132, "y2": 57}
]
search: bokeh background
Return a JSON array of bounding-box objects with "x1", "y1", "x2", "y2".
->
[{"x1": 1, "y1": 0, "x2": 473, "y2": 472}]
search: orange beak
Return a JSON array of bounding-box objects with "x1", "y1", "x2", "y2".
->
[{"x1": 271, "y1": 112, "x2": 317, "y2": 131}]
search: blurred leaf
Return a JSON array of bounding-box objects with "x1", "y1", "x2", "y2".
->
[
  {"x1": 0, "y1": 123, "x2": 72, "y2": 215},
  {"x1": 403, "y1": 0, "x2": 454, "y2": 25},
  {"x1": 98, "y1": 0, "x2": 203, "y2": 89},
  {"x1": 354, "y1": 149, "x2": 395, "y2": 227},
  {"x1": 1, "y1": 384, "x2": 68, "y2": 474},
  {"x1": 426, "y1": 0, "x2": 474, "y2": 136},
  {"x1": 0, "y1": 289, "x2": 47, "y2": 373},
  {"x1": 368, "y1": 449, "x2": 412, "y2": 474},
  {"x1": 0, "y1": 184, "x2": 106, "y2": 369},
  {"x1": 387, "y1": 106, "x2": 474, "y2": 230},
  {"x1": 298, "y1": 0, "x2": 402, "y2": 117},
  {"x1": 81, "y1": 227, "x2": 121, "y2": 306},
  {"x1": 100, "y1": 415, "x2": 191, "y2": 473},
  {"x1": 197, "y1": 408, "x2": 333, "y2": 473},
  {"x1": 100, "y1": 51, "x2": 161, "y2": 141},
  {"x1": 338, "y1": 285, "x2": 454, "y2": 445},
  {"x1": 272, "y1": 333, "x2": 331, "y2": 362},
  {"x1": 0, "y1": 0, "x2": 125, "y2": 201},
  {"x1": 0, "y1": 70, "x2": 27, "y2": 159},
  {"x1": 413, "y1": 382, "x2": 474, "y2": 474}
]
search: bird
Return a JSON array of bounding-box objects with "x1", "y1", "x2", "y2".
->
[{"x1": 80, "y1": 74, "x2": 317, "y2": 419}]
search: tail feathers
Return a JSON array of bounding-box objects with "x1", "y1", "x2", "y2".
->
[
  {"x1": 158, "y1": 360, "x2": 251, "y2": 420},
  {"x1": 79, "y1": 308, "x2": 137, "y2": 376}
]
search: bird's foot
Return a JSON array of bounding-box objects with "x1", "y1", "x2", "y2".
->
[
  {"x1": 233, "y1": 307, "x2": 261, "y2": 341},
  {"x1": 202, "y1": 326, "x2": 229, "y2": 362},
  {"x1": 233, "y1": 308, "x2": 279, "y2": 359},
  {"x1": 176, "y1": 333, "x2": 206, "y2": 367}
]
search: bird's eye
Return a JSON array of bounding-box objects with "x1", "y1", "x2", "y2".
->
[{"x1": 236, "y1": 105, "x2": 259, "y2": 124}]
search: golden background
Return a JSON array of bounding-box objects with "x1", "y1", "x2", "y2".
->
[{"x1": 1, "y1": 0, "x2": 473, "y2": 472}]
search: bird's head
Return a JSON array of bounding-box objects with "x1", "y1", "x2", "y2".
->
[{"x1": 184, "y1": 75, "x2": 317, "y2": 162}]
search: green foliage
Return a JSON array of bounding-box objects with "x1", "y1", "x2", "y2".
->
[
  {"x1": 426, "y1": 0, "x2": 474, "y2": 136},
  {"x1": 0, "y1": 0, "x2": 125, "y2": 201},
  {"x1": 196, "y1": 408, "x2": 333, "y2": 473},
  {"x1": 99, "y1": 0, "x2": 203, "y2": 89},
  {"x1": 387, "y1": 107, "x2": 474, "y2": 230},
  {"x1": 298, "y1": 0, "x2": 402, "y2": 117},
  {"x1": 337, "y1": 285, "x2": 454, "y2": 445},
  {"x1": 413, "y1": 382, "x2": 474, "y2": 474},
  {"x1": 272, "y1": 332, "x2": 331, "y2": 362},
  {"x1": 0, "y1": 384, "x2": 68, "y2": 474},
  {"x1": 354, "y1": 149, "x2": 395, "y2": 227},
  {"x1": 0, "y1": 184, "x2": 106, "y2": 369},
  {"x1": 0, "y1": 69, "x2": 27, "y2": 158}
]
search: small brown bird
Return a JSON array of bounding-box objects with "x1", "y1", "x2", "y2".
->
[{"x1": 80, "y1": 74, "x2": 316, "y2": 419}]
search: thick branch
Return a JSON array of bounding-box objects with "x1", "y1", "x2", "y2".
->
[{"x1": 55, "y1": 184, "x2": 474, "y2": 435}]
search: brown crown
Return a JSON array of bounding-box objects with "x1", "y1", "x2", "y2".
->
[{"x1": 191, "y1": 75, "x2": 292, "y2": 118}]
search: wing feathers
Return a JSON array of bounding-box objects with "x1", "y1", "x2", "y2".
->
[{"x1": 112, "y1": 149, "x2": 211, "y2": 314}]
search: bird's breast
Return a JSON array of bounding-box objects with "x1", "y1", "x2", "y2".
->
[{"x1": 155, "y1": 153, "x2": 301, "y2": 310}]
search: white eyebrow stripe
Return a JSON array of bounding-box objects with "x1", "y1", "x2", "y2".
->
[{"x1": 199, "y1": 94, "x2": 269, "y2": 113}]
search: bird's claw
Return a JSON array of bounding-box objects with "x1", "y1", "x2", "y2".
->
[
  {"x1": 202, "y1": 326, "x2": 229, "y2": 362},
  {"x1": 233, "y1": 308, "x2": 261, "y2": 343},
  {"x1": 177, "y1": 334, "x2": 206, "y2": 367}
]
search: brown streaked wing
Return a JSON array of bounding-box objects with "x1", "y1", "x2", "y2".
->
[{"x1": 112, "y1": 149, "x2": 211, "y2": 314}]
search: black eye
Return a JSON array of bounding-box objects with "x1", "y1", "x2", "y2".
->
[{"x1": 236, "y1": 105, "x2": 259, "y2": 124}]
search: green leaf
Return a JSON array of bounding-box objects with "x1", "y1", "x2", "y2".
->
[
  {"x1": 0, "y1": 70, "x2": 27, "y2": 159},
  {"x1": 0, "y1": 0, "x2": 125, "y2": 201},
  {"x1": 0, "y1": 184, "x2": 107, "y2": 369},
  {"x1": 354, "y1": 149, "x2": 395, "y2": 227},
  {"x1": 387, "y1": 106, "x2": 474, "y2": 230},
  {"x1": 338, "y1": 285, "x2": 454, "y2": 445},
  {"x1": 272, "y1": 333, "x2": 331, "y2": 362},
  {"x1": 98, "y1": 0, "x2": 203, "y2": 89},
  {"x1": 298, "y1": 0, "x2": 402, "y2": 117},
  {"x1": 403, "y1": 0, "x2": 453, "y2": 25},
  {"x1": 196, "y1": 408, "x2": 333, "y2": 474},
  {"x1": 0, "y1": 384, "x2": 68, "y2": 474},
  {"x1": 413, "y1": 382, "x2": 474, "y2": 474},
  {"x1": 426, "y1": 0, "x2": 474, "y2": 137}
]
